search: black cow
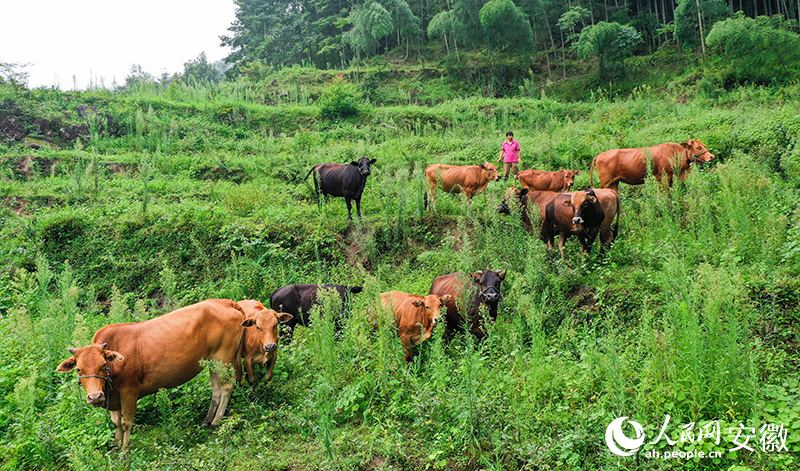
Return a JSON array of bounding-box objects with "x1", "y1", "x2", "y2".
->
[
  {"x1": 304, "y1": 157, "x2": 377, "y2": 220},
  {"x1": 269, "y1": 283, "x2": 363, "y2": 338},
  {"x1": 428, "y1": 270, "x2": 506, "y2": 339}
]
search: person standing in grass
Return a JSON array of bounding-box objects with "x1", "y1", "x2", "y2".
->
[{"x1": 497, "y1": 131, "x2": 521, "y2": 181}]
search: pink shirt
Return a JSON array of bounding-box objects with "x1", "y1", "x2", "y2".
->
[{"x1": 502, "y1": 140, "x2": 520, "y2": 162}]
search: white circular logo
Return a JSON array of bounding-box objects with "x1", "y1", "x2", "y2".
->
[{"x1": 605, "y1": 417, "x2": 645, "y2": 456}]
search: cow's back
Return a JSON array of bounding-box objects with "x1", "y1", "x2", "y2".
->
[
  {"x1": 518, "y1": 170, "x2": 566, "y2": 192},
  {"x1": 315, "y1": 163, "x2": 362, "y2": 198},
  {"x1": 429, "y1": 272, "x2": 474, "y2": 322},
  {"x1": 426, "y1": 164, "x2": 483, "y2": 193},
  {"x1": 93, "y1": 299, "x2": 245, "y2": 396}
]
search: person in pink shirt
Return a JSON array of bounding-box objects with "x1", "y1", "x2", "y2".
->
[{"x1": 497, "y1": 131, "x2": 521, "y2": 181}]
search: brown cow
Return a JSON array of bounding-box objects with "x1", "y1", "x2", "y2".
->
[
  {"x1": 497, "y1": 187, "x2": 559, "y2": 234},
  {"x1": 380, "y1": 291, "x2": 452, "y2": 362},
  {"x1": 515, "y1": 169, "x2": 582, "y2": 192},
  {"x1": 424, "y1": 162, "x2": 501, "y2": 210},
  {"x1": 428, "y1": 270, "x2": 506, "y2": 339},
  {"x1": 56, "y1": 299, "x2": 245, "y2": 449},
  {"x1": 543, "y1": 189, "x2": 620, "y2": 257},
  {"x1": 237, "y1": 300, "x2": 293, "y2": 384},
  {"x1": 590, "y1": 140, "x2": 715, "y2": 192}
]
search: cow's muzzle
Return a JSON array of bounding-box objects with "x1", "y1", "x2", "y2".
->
[
  {"x1": 572, "y1": 217, "x2": 584, "y2": 225},
  {"x1": 480, "y1": 286, "x2": 501, "y2": 305},
  {"x1": 87, "y1": 392, "x2": 105, "y2": 406},
  {"x1": 264, "y1": 343, "x2": 278, "y2": 353}
]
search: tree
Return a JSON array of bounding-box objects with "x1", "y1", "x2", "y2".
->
[
  {"x1": 479, "y1": 0, "x2": 534, "y2": 53},
  {"x1": 673, "y1": 0, "x2": 730, "y2": 51},
  {"x1": 557, "y1": 5, "x2": 592, "y2": 45},
  {"x1": 575, "y1": 21, "x2": 643, "y2": 80},
  {"x1": 428, "y1": 10, "x2": 460, "y2": 59},
  {"x1": 181, "y1": 52, "x2": 223, "y2": 84},
  {"x1": 706, "y1": 13, "x2": 800, "y2": 84},
  {"x1": 0, "y1": 62, "x2": 30, "y2": 90},
  {"x1": 381, "y1": 0, "x2": 423, "y2": 53},
  {"x1": 343, "y1": 1, "x2": 394, "y2": 59}
]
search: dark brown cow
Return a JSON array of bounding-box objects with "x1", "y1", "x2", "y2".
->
[
  {"x1": 380, "y1": 291, "x2": 452, "y2": 362},
  {"x1": 424, "y1": 162, "x2": 501, "y2": 210},
  {"x1": 515, "y1": 169, "x2": 582, "y2": 192},
  {"x1": 428, "y1": 270, "x2": 506, "y2": 338},
  {"x1": 56, "y1": 299, "x2": 245, "y2": 449},
  {"x1": 237, "y1": 300, "x2": 293, "y2": 384},
  {"x1": 497, "y1": 187, "x2": 560, "y2": 235},
  {"x1": 269, "y1": 283, "x2": 362, "y2": 338},
  {"x1": 304, "y1": 157, "x2": 377, "y2": 220},
  {"x1": 590, "y1": 140, "x2": 715, "y2": 192},
  {"x1": 543, "y1": 189, "x2": 620, "y2": 257}
]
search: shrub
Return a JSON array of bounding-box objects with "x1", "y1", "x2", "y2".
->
[{"x1": 317, "y1": 77, "x2": 360, "y2": 120}]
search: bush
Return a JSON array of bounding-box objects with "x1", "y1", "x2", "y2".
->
[{"x1": 317, "y1": 77, "x2": 360, "y2": 120}]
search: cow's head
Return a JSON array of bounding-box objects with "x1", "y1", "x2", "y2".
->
[
  {"x1": 57, "y1": 343, "x2": 124, "y2": 407},
  {"x1": 480, "y1": 162, "x2": 501, "y2": 181},
  {"x1": 349, "y1": 286, "x2": 364, "y2": 294},
  {"x1": 681, "y1": 140, "x2": 715, "y2": 163},
  {"x1": 242, "y1": 309, "x2": 294, "y2": 353},
  {"x1": 560, "y1": 169, "x2": 582, "y2": 189},
  {"x1": 568, "y1": 190, "x2": 603, "y2": 225},
  {"x1": 471, "y1": 270, "x2": 506, "y2": 306},
  {"x1": 497, "y1": 187, "x2": 528, "y2": 214},
  {"x1": 411, "y1": 294, "x2": 453, "y2": 331},
  {"x1": 351, "y1": 157, "x2": 377, "y2": 177}
]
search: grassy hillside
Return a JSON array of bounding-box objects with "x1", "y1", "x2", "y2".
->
[{"x1": 0, "y1": 71, "x2": 799, "y2": 470}]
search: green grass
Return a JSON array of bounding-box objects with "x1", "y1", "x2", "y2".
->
[{"x1": 0, "y1": 74, "x2": 799, "y2": 470}]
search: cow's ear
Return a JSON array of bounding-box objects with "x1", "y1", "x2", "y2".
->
[
  {"x1": 575, "y1": 170, "x2": 582, "y2": 175},
  {"x1": 412, "y1": 300, "x2": 424, "y2": 307},
  {"x1": 350, "y1": 286, "x2": 364, "y2": 294},
  {"x1": 67, "y1": 347, "x2": 77, "y2": 354},
  {"x1": 105, "y1": 351, "x2": 124, "y2": 363},
  {"x1": 680, "y1": 141, "x2": 690, "y2": 149},
  {"x1": 519, "y1": 188, "x2": 528, "y2": 196},
  {"x1": 242, "y1": 319, "x2": 256, "y2": 328},
  {"x1": 479, "y1": 162, "x2": 487, "y2": 169},
  {"x1": 498, "y1": 270, "x2": 507, "y2": 280},
  {"x1": 56, "y1": 357, "x2": 76, "y2": 372},
  {"x1": 277, "y1": 312, "x2": 294, "y2": 323},
  {"x1": 439, "y1": 294, "x2": 452, "y2": 304},
  {"x1": 471, "y1": 271, "x2": 483, "y2": 282},
  {"x1": 350, "y1": 161, "x2": 358, "y2": 166},
  {"x1": 369, "y1": 158, "x2": 377, "y2": 164}
]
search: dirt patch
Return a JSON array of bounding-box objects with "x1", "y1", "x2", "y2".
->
[{"x1": 12, "y1": 155, "x2": 59, "y2": 179}]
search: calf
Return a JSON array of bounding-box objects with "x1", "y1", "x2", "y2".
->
[
  {"x1": 304, "y1": 157, "x2": 377, "y2": 220},
  {"x1": 424, "y1": 162, "x2": 501, "y2": 210},
  {"x1": 428, "y1": 270, "x2": 506, "y2": 339},
  {"x1": 56, "y1": 299, "x2": 245, "y2": 449},
  {"x1": 543, "y1": 189, "x2": 620, "y2": 257},
  {"x1": 516, "y1": 169, "x2": 581, "y2": 192},
  {"x1": 237, "y1": 300, "x2": 293, "y2": 384},
  {"x1": 380, "y1": 291, "x2": 452, "y2": 362},
  {"x1": 270, "y1": 283, "x2": 362, "y2": 338}
]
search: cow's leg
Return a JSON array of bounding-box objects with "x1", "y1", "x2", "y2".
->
[
  {"x1": 204, "y1": 371, "x2": 222, "y2": 425},
  {"x1": 109, "y1": 410, "x2": 123, "y2": 446},
  {"x1": 244, "y1": 357, "x2": 256, "y2": 385},
  {"x1": 263, "y1": 352, "x2": 277, "y2": 382},
  {"x1": 578, "y1": 234, "x2": 589, "y2": 253},
  {"x1": 558, "y1": 233, "x2": 567, "y2": 258},
  {"x1": 345, "y1": 198, "x2": 354, "y2": 221},
  {"x1": 208, "y1": 370, "x2": 235, "y2": 427},
  {"x1": 355, "y1": 196, "x2": 363, "y2": 219},
  {"x1": 401, "y1": 335, "x2": 414, "y2": 362},
  {"x1": 211, "y1": 373, "x2": 234, "y2": 427},
  {"x1": 119, "y1": 393, "x2": 138, "y2": 450}
]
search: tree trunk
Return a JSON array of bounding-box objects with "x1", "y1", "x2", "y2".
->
[{"x1": 696, "y1": 0, "x2": 706, "y2": 55}]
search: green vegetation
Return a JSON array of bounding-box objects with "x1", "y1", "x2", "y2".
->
[{"x1": 1, "y1": 54, "x2": 800, "y2": 470}]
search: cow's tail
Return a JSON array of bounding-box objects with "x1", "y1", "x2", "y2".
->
[
  {"x1": 589, "y1": 156, "x2": 598, "y2": 188},
  {"x1": 231, "y1": 300, "x2": 246, "y2": 384},
  {"x1": 613, "y1": 193, "x2": 621, "y2": 239},
  {"x1": 303, "y1": 166, "x2": 316, "y2": 182}
]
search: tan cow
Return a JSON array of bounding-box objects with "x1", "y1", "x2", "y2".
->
[
  {"x1": 590, "y1": 140, "x2": 715, "y2": 192},
  {"x1": 380, "y1": 291, "x2": 452, "y2": 362},
  {"x1": 516, "y1": 169, "x2": 581, "y2": 192},
  {"x1": 237, "y1": 300, "x2": 293, "y2": 384},
  {"x1": 424, "y1": 162, "x2": 501, "y2": 210},
  {"x1": 56, "y1": 299, "x2": 245, "y2": 449}
]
